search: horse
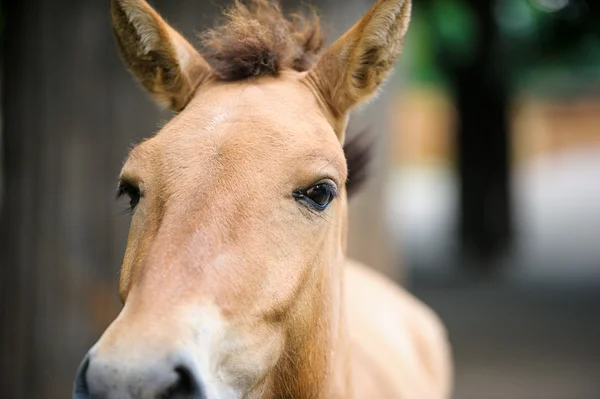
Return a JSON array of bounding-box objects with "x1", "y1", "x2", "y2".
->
[{"x1": 73, "y1": 0, "x2": 453, "y2": 397}]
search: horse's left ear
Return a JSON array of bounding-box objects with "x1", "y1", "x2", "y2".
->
[
  {"x1": 305, "y1": 0, "x2": 411, "y2": 134},
  {"x1": 110, "y1": 0, "x2": 213, "y2": 112}
]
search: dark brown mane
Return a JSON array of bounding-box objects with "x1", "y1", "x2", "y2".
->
[
  {"x1": 201, "y1": 0, "x2": 325, "y2": 80},
  {"x1": 344, "y1": 131, "x2": 373, "y2": 199}
]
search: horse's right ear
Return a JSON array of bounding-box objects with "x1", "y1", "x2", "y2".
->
[{"x1": 110, "y1": 0, "x2": 213, "y2": 112}]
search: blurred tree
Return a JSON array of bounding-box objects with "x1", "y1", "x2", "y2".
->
[{"x1": 404, "y1": 0, "x2": 597, "y2": 272}]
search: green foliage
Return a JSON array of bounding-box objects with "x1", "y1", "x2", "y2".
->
[
  {"x1": 430, "y1": 0, "x2": 478, "y2": 68},
  {"x1": 402, "y1": 6, "x2": 448, "y2": 89},
  {"x1": 401, "y1": 0, "x2": 600, "y2": 96}
]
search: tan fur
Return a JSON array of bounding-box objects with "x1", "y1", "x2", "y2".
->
[
  {"x1": 83, "y1": 1, "x2": 453, "y2": 398},
  {"x1": 345, "y1": 260, "x2": 453, "y2": 398}
]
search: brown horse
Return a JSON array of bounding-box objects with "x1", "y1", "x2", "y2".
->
[{"x1": 73, "y1": 0, "x2": 452, "y2": 397}]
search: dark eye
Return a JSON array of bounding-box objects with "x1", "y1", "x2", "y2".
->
[
  {"x1": 116, "y1": 181, "x2": 141, "y2": 210},
  {"x1": 293, "y1": 181, "x2": 337, "y2": 211}
]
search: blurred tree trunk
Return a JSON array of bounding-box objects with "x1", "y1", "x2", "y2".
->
[
  {"x1": 451, "y1": 0, "x2": 513, "y2": 269},
  {"x1": 0, "y1": 1, "x2": 123, "y2": 397}
]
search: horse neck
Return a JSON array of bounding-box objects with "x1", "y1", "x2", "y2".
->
[{"x1": 270, "y1": 256, "x2": 352, "y2": 398}]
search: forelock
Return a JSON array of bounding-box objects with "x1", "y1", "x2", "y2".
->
[{"x1": 200, "y1": 0, "x2": 326, "y2": 81}]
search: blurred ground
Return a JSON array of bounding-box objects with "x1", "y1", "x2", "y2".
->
[{"x1": 413, "y1": 280, "x2": 600, "y2": 399}]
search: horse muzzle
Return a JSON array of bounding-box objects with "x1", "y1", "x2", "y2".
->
[{"x1": 73, "y1": 348, "x2": 206, "y2": 399}]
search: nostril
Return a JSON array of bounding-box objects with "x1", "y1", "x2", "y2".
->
[
  {"x1": 161, "y1": 365, "x2": 204, "y2": 399},
  {"x1": 73, "y1": 350, "x2": 204, "y2": 399},
  {"x1": 73, "y1": 353, "x2": 91, "y2": 399}
]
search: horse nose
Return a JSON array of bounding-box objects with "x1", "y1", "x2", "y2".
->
[{"x1": 73, "y1": 350, "x2": 205, "y2": 399}]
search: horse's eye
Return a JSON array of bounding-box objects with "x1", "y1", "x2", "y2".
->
[
  {"x1": 293, "y1": 181, "x2": 337, "y2": 211},
  {"x1": 127, "y1": 187, "x2": 140, "y2": 208},
  {"x1": 306, "y1": 184, "x2": 333, "y2": 206},
  {"x1": 117, "y1": 182, "x2": 141, "y2": 210}
]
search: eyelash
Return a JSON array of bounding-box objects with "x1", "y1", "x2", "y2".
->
[
  {"x1": 293, "y1": 180, "x2": 338, "y2": 212},
  {"x1": 116, "y1": 181, "x2": 141, "y2": 211}
]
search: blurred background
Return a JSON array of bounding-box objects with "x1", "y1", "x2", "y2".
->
[{"x1": 1, "y1": 0, "x2": 599, "y2": 398}]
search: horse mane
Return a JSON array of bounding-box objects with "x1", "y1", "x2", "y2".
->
[
  {"x1": 201, "y1": 0, "x2": 372, "y2": 198},
  {"x1": 344, "y1": 132, "x2": 373, "y2": 199},
  {"x1": 201, "y1": 0, "x2": 325, "y2": 80}
]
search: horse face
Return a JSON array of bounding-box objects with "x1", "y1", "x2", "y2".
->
[{"x1": 75, "y1": 0, "x2": 410, "y2": 397}]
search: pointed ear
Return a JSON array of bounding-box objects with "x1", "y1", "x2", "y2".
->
[
  {"x1": 305, "y1": 0, "x2": 411, "y2": 121},
  {"x1": 110, "y1": 0, "x2": 213, "y2": 112}
]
